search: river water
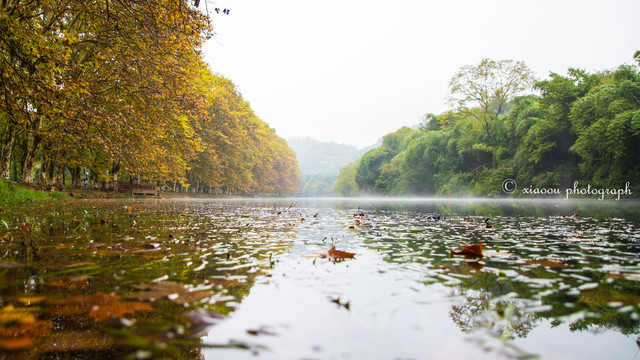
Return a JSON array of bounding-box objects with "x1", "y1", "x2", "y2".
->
[{"x1": 0, "y1": 197, "x2": 638, "y2": 359}]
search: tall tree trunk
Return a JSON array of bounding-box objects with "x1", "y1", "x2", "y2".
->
[
  {"x1": 71, "y1": 167, "x2": 80, "y2": 187},
  {"x1": 49, "y1": 154, "x2": 60, "y2": 187},
  {"x1": 20, "y1": 135, "x2": 42, "y2": 183},
  {"x1": 0, "y1": 125, "x2": 15, "y2": 179},
  {"x1": 21, "y1": 140, "x2": 38, "y2": 184},
  {"x1": 39, "y1": 160, "x2": 47, "y2": 185},
  {"x1": 58, "y1": 165, "x2": 66, "y2": 188},
  {"x1": 20, "y1": 116, "x2": 43, "y2": 184}
]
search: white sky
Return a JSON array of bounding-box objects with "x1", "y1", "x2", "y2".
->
[{"x1": 202, "y1": 0, "x2": 640, "y2": 148}]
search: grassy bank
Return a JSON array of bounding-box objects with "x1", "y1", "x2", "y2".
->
[{"x1": 0, "y1": 179, "x2": 69, "y2": 203}]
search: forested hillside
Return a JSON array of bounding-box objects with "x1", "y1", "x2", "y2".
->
[
  {"x1": 336, "y1": 56, "x2": 640, "y2": 197},
  {"x1": 288, "y1": 137, "x2": 374, "y2": 196},
  {"x1": 0, "y1": 1, "x2": 300, "y2": 195}
]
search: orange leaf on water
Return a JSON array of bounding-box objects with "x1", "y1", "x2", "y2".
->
[
  {"x1": 327, "y1": 246, "x2": 356, "y2": 260},
  {"x1": 450, "y1": 243, "x2": 484, "y2": 258}
]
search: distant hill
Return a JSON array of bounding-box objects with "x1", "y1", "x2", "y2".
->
[
  {"x1": 287, "y1": 137, "x2": 378, "y2": 196},
  {"x1": 287, "y1": 138, "x2": 365, "y2": 175}
]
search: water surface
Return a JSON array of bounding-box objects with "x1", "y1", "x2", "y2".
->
[{"x1": 0, "y1": 198, "x2": 638, "y2": 359}]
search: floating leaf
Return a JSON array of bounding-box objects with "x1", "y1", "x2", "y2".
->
[
  {"x1": 327, "y1": 246, "x2": 356, "y2": 260},
  {"x1": 246, "y1": 326, "x2": 277, "y2": 336},
  {"x1": 330, "y1": 297, "x2": 351, "y2": 310},
  {"x1": 450, "y1": 243, "x2": 483, "y2": 258},
  {"x1": 305, "y1": 246, "x2": 356, "y2": 260}
]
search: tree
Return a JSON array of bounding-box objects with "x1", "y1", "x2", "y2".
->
[
  {"x1": 0, "y1": 0, "x2": 213, "y2": 184},
  {"x1": 448, "y1": 59, "x2": 534, "y2": 166},
  {"x1": 569, "y1": 64, "x2": 640, "y2": 191},
  {"x1": 334, "y1": 160, "x2": 360, "y2": 196},
  {"x1": 355, "y1": 127, "x2": 418, "y2": 193}
]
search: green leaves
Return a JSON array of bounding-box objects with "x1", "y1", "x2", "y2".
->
[{"x1": 337, "y1": 56, "x2": 640, "y2": 197}]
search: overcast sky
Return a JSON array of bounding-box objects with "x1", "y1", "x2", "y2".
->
[{"x1": 202, "y1": 0, "x2": 640, "y2": 148}]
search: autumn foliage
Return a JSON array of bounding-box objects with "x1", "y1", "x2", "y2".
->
[{"x1": 0, "y1": 1, "x2": 300, "y2": 195}]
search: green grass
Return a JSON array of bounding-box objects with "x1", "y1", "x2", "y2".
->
[{"x1": 0, "y1": 179, "x2": 68, "y2": 202}]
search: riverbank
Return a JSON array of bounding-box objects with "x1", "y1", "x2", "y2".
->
[
  {"x1": 0, "y1": 180, "x2": 254, "y2": 203},
  {"x1": 0, "y1": 179, "x2": 69, "y2": 202}
]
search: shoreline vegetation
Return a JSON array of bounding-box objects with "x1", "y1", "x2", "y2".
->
[
  {"x1": 335, "y1": 56, "x2": 640, "y2": 198},
  {"x1": 2, "y1": 3, "x2": 637, "y2": 200},
  {"x1": 2, "y1": 178, "x2": 638, "y2": 204},
  {"x1": 0, "y1": 179, "x2": 289, "y2": 203},
  {"x1": 0, "y1": 2, "x2": 300, "y2": 198}
]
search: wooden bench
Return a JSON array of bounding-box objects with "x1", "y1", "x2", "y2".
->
[
  {"x1": 114, "y1": 183, "x2": 157, "y2": 195},
  {"x1": 131, "y1": 184, "x2": 157, "y2": 196}
]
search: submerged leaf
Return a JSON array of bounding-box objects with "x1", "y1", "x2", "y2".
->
[
  {"x1": 483, "y1": 251, "x2": 512, "y2": 258},
  {"x1": 0, "y1": 310, "x2": 51, "y2": 351},
  {"x1": 0, "y1": 305, "x2": 37, "y2": 325},
  {"x1": 0, "y1": 261, "x2": 24, "y2": 268},
  {"x1": 622, "y1": 273, "x2": 640, "y2": 282},
  {"x1": 89, "y1": 301, "x2": 154, "y2": 323},
  {"x1": 17, "y1": 296, "x2": 46, "y2": 306},
  {"x1": 0, "y1": 320, "x2": 52, "y2": 339},
  {"x1": 48, "y1": 292, "x2": 152, "y2": 323},
  {"x1": 523, "y1": 259, "x2": 569, "y2": 268},
  {"x1": 127, "y1": 281, "x2": 212, "y2": 305},
  {"x1": 565, "y1": 237, "x2": 597, "y2": 242},
  {"x1": 37, "y1": 330, "x2": 115, "y2": 352},
  {"x1": 0, "y1": 336, "x2": 33, "y2": 351},
  {"x1": 183, "y1": 308, "x2": 226, "y2": 337}
]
